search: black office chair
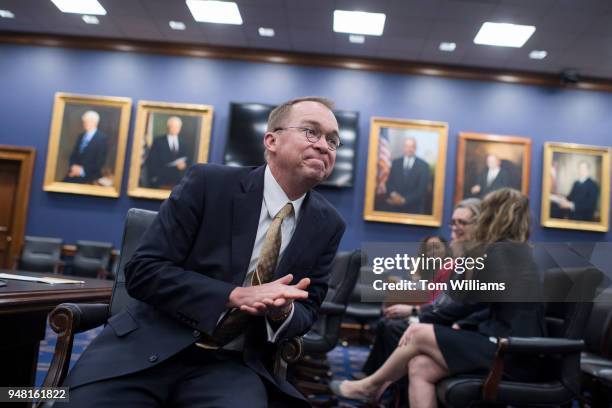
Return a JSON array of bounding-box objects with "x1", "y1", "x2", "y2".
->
[
  {"x1": 40, "y1": 208, "x2": 302, "y2": 403},
  {"x1": 292, "y1": 250, "x2": 362, "y2": 398},
  {"x1": 344, "y1": 278, "x2": 383, "y2": 343},
  {"x1": 70, "y1": 240, "x2": 113, "y2": 279},
  {"x1": 13, "y1": 235, "x2": 63, "y2": 273},
  {"x1": 580, "y1": 295, "x2": 612, "y2": 405},
  {"x1": 436, "y1": 266, "x2": 603, "y2": 407}
]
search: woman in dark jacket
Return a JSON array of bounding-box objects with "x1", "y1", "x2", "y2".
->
[{"x1": 331, "y1": 188, "x2": 546, "y2": 407}]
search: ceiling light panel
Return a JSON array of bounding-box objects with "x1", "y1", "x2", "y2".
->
[
  {"x1": 439, "y1": 42, "x2": 456, "y2": 52},
  {"x1": 186, "y1": 0, "x2": 243, "y2": 25},
  {"x1": 0, "y1": 9, "x2": 15, "y2": 18},
  {"x1": 333, "y1": 10, "x2": 386, "y2": 36},
  {"x1": 529, "y1": 50, "x2": 547, "y2": 59},
  {"x1": 169, "y1": 21, "x2": 186, "y2": 30},
  {"x1": 258, "y1": 27, "x2": 275, "y2": 37},
  {"x1": 50, "y1": 0, "x2": 106, "y2": 15},
  {"x1": 473, "y1": 22, "x2": 535, "y2": 48}
]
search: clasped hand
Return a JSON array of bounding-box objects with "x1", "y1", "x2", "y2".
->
[{"x1": 228, "y1": 274, "x2": 310, "y2": 316}]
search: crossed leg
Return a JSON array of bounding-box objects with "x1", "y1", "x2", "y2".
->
[{"x1": 337, "y1": 323, "x2": 449, "y2": 407}]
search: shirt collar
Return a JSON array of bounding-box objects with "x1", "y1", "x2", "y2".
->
[
  {"x1": 579, "y1": 176, "x2": 589, "y2": 183},
  {"x1": 264, "y1": 165, "x2": 305, "y2": 220},
  {"x1": 84, "y1": 129, "x2": 97, "y2": 139}
]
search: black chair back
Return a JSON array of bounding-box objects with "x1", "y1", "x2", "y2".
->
[
  {"x1": 71, "y1": 240, "x2": 113, "y2": 278},
  {"x1": 19, "y1": 236, "x2": 63, "y2": 273},
  {"x1": 305, "y1": 250, "x2": 362, "y2": 353},
  {"x1": 543, "y1": 266, "x2": 603, "y2": 338},
  {"x1": 108, "y1": 208, "x2": 157, "y2": 317}
]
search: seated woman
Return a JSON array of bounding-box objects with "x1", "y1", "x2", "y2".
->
[
  {"x1": 332, "y1": 188, "x2": 546, "y2": 407},
  {"x1": 362, "y1": 198, "x2": 481, "y2": 376},
  {"x1": 363, "y1": 235, "x2": 450, "y2": 376}
]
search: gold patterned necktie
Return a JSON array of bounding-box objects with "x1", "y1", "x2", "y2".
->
[{"x1": 201, "y1": 202, "x2": 295, "y2": 348}]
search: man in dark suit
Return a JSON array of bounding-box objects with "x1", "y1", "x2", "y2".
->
[
  {"x1": 145, "y1": 116, "x2": 190, "y2": 189},
  {"x1": 64, "y1": 97, "x2": 346, "y2": 407},
  {"x1": 383, "y1": 137, "x2": 431, "y2": 214},
  {"x1": 557, "y1": 161, "x2": 599, "y2": 221},
  {"x1": 63, "y1": 110, "x2": 108, "y2": 184},
  {"x1": 469, "y1": 154, "x2": 512, "y2": 198}
]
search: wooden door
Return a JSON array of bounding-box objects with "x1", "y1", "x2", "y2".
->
[
  {"x1": 0, "y1": 146, "x2": 36, "y2": 269},
  {"x1": 0, "y1": 160, "x2": 20, "y2": 267}
]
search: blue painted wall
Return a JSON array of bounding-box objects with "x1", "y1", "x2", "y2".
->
[{"x1": 0, "y1": 43, "x2": 610, "y2": 250}]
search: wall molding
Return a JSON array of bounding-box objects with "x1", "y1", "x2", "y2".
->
[{"x1": 2, "y1": 31, "x2": 612, "y2": 93}]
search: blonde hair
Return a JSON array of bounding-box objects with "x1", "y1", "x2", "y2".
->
[
  {"x1": 266, "y1": 96, "x2": 335, "y2": 132},
  {"x1": 474, "y1": 188, "x2": 530, "y2": 245}
]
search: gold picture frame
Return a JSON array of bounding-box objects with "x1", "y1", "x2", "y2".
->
[
  {"x1": 454, "y1": 132, "x2": 531, "y2": 203},
  {"x1": 541, "y1": 142, "x2": 610, "y2": 232},
  {"x1": 127, "y1": 100, "x2": 213, "y2": 200},
  {"x1": 43, "y1": 92, "x2": 132, "y2": 198},
  {"x1": 364, "y1": 117, "x2": 448, "y2": 227}
]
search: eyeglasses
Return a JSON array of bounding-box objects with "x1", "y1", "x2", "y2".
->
[
  {"x1": 448, "y1": 218, "x2": 475, "y2": 227},
  {"x1": 274, "y1": 126, "x2": 342, "y2": 151}
]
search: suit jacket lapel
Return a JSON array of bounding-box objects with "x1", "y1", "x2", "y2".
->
[
  {"x1": 275, "y1": 192, "x2": 324, "y2": 280},
  {"x1": 230, "y1": 166, "x2": 265, "y2": 285}
]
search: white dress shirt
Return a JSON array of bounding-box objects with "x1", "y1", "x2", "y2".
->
[
  {"x1": 486, "y1": 167, "x2": 500, "y2": 186},
  {"x1": 403, "y1": 156, "x2": 415, "y2": 171},
  {"x1": 166, "y1": 134, "x2": 179, "y2": 152},
  {"x1": 222, "y1": 165, "x2": 306, "y2": 350}
]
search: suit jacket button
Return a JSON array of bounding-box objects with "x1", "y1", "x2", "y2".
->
[
  {"x1": 193, "y1": 330, "x2": 201, "y2": 338},
  {"x1": 148, "y1": 354, "x2": 158, "y2": 363}
]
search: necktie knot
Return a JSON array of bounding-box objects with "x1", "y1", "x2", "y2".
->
[{"x1": 275, "y1": 202, "x2": 294, "y2": 221}]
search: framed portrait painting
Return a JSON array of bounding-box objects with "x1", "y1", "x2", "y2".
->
[
  {"x1": 127, "y1": 100, "x2": 213, "y2": 200},
  {"x1": 43, "y1": 92, "x2": 132, "y2": 197},
  {"x1": 364, "y1": 117, "x2": 448, "y2": 227},
  {"x1": 541, "y1": 142, "x2": 610, "y2": 232},
  {"x1": 454, "y1": 132, "x2": 531, "y2": 203}
]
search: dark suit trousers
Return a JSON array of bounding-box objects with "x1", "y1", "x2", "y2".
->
[{"x1": 65, "y1": 346, "x2": 267, "y2": 408}]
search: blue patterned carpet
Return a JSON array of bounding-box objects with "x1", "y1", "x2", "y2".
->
[{"x1": 35, "y1": 324, "x2": 103, "y2": 387}]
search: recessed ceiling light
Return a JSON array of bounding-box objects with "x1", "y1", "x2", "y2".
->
[
  {"x1": 333, "y1": 10, "x2": 386, "y2": 36},
  {"x1": 258, "y1": 27, "x2": 275, "y2": 37},
  {"x1": 0, "y1": 9, "x2": 15, "y2": 18},
  {"x1": 474, "y1": 22, "x2": 535, "y2": 48},
  {"x1": 186, "y1": 0, "x2": 243, "y2": 25},
  {"x1": 439, "y1": 42, "x2": 456, "y2": 52},
  {"x1": 50, "y1": 0, "x2": 106, "y2": 15},
  {"x1": 349, "y1": 34, "x2": 365, "y2": 44},
  {"x1": 529, "y1": 50, "x2": 547, "y2": 60},
  {"x1": 169, "y1": 20, "x2": 186, "y2": 30},
  {"x1": 82, "y1": 15, "x2": 99, "y2": 24}
]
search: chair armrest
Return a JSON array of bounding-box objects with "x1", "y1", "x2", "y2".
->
[
  {"x1": 40, "y1": 303, "x2": 109, "y2": 388},
  {"x1": 482, "y1": 337, "x2": 584, "y2": 401},
  {"x1": 504, "y1": 337, "x2": 584, "y2": 354},
  {"x1": 274, "y1": 336, "x2": 303, "y2": 380},
  {"x1": 319, "y1": 301, "x2": 346, "y2": 315}
]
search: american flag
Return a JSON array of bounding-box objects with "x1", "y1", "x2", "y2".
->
[{"x1": 376, "y1": 127, "x2": 391, "y2": 194}]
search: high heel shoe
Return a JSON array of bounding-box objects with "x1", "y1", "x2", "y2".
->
[{"x1": 329, "y1": 379, "x2": 385, "y2": 404}]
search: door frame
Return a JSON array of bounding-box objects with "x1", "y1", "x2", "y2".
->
[{"x1": 0, "y1": 145, "x2": 36, "y2": 269}]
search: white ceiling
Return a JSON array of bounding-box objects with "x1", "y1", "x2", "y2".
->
[{"x1": 1, "y1": 0, "x2": 612, "y2": 79}]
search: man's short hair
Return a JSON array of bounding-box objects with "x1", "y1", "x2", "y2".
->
[
  {"x1": 266, "y1": 97, "x2": 335, "y2": 132},
  {"x1": 82, "y1": 110, "x2": 100, "y2": 123},
  {"x1": 167, "y1": 116, "x2": 183, "y2": 125}
]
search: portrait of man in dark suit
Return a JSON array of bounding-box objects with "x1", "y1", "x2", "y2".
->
[
  {"x1": 551, "y1": 160, "x2": 599, "y2": 221},
  {"x1": 145, "y1": 116, "x2": 190, "y2": 189},
  {"x1": 469, "y1": 153, "x2": 513, "y2": 198},
  {"x1": 63, "y1": 97, "x2": 346, "y2": 407},
  {"x1": 380, "y1": 136, "x2": 432, "y2": 214},
  {"x1": 63, "y1": 110, "x2": 108, "y2": 184}
]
